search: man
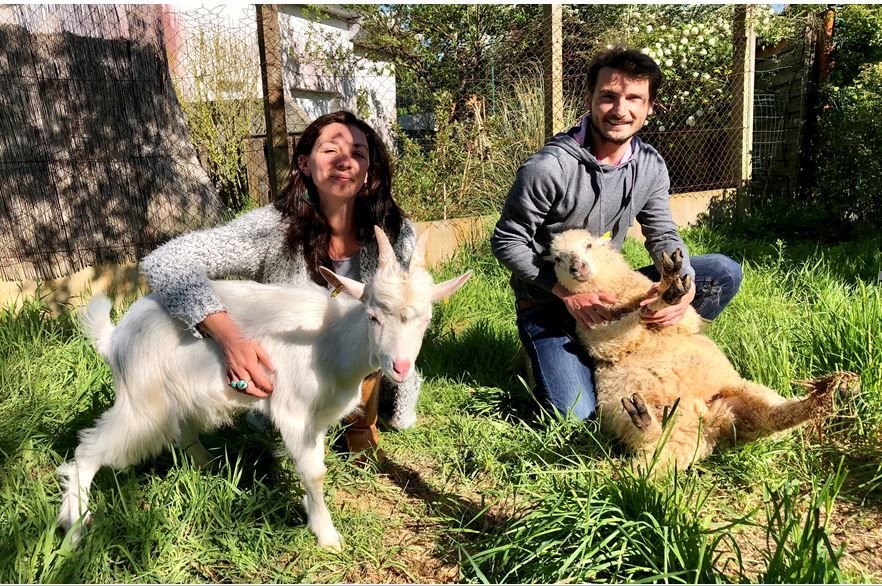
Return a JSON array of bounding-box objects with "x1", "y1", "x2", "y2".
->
[{"x1": 491, "y1": 47, "x2": 743, "y2": 420}]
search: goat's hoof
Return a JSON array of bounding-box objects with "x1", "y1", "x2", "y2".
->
[
  {"x1": 317, "y1": 529, "x2": 343, "y2": 550},
  {"x1": 622, "y1": 393, "x2": 652, "y2": 430},
  {"x1": 59, "y1": 511, "x2": 92, "y2": 547}
]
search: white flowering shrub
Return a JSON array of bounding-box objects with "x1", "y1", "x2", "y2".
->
[{"x1": 590, "y1": 5, "x2": 799, "y2": 191}]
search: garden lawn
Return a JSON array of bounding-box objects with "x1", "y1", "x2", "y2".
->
[{"x1": 1, "y1": 222, "x2": 881, "y2": 583}]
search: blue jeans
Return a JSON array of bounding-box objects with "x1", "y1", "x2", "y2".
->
[{"x1": 516, "y1": 254, "x2": 743, "y2": 420}]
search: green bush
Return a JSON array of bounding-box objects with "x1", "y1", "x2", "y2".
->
[
  {"x1": 392, "y1": 79, "x2": 579, "y2": 222},
  {"x1": 173, "y1": 28, "x2": 262, "y2": 212},
  {"x1": 814, "y1": 6, "x2": 882, "y2": 229}
]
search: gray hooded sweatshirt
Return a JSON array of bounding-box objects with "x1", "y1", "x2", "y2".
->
[{"x1": 491, "y1": 125, "x2": 694, "y2": 305}]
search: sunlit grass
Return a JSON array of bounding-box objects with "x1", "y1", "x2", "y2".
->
[{"x1": 1, "y1": 224, "x2": 881, "y2": 582}]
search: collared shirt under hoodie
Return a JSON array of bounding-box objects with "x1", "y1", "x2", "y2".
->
[{"x1": 491, "y1": 119, "x2": 694, "y2": 306}]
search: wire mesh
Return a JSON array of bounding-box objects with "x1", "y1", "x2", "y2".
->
[
  {"x1": 0, "y1": 4, "x2": 813, "y2": 282},
  {"x1": 0, "y1": 4, "x2": 224, "y2": 281}
]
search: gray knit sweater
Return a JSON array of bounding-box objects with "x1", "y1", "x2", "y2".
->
[{"x1": 139, "y1": 204, "x2": 422, "y2": 429}]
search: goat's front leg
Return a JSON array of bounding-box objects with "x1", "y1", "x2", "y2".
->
[
  {"x1": 280, "y1": 425, "x2": 341, "y2": 549},
  {"x1": 175, "y1": 420, "x2": 212, "y2": 469}
]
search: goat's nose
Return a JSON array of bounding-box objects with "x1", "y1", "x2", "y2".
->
[{"x1": 392, "y1": 358, "x2": 411, "y2": 379}]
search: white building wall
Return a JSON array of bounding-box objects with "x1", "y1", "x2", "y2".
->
[
  {"x1": 277, "y1": 6, "x2": 396, "y2": 144},
  {"x1": 162, "y1": 3, "x2": 396, "y2": 143}
]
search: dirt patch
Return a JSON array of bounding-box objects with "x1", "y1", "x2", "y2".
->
[
  {"x1": 828, "y1": 501, "x2": 882, "y2": 581},
  {"x1": 711, "y1": 491, "x2": 882, "y2": 581},
  {"x1": 330, "y1": 452, "x2": 520, "y2": 584},
  {"x1": 333, "y1": 460, "x2": 461, "y2": 583}
]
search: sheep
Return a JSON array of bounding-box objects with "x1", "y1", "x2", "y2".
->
[
  {"x1": 57, "y1": 226, "x2": 472, "y2": 548},
  {"x1": 548, "y1": 228, "x2": 858, "y2": 476}
]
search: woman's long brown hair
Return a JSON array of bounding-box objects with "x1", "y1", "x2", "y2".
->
[{"x1": 274, "y1": 111, "x2": 404, "y2": 283}]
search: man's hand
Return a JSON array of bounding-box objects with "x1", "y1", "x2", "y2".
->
[
  {"x1": 553, "y1": 283, "x2": 617, "y2": 328},
  {"x1": 639, "y1": 280, "x2": 696, "y2": 328}
]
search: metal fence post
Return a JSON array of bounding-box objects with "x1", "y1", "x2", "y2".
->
[
  {"x1": 732, "y1": 4, "x2": 756, "y2": 216},
  {"x1": 256, "y1": 4, "x2": 289, "y2": 203},
  {"x1": 543, "y1": 4, "x2": 563, "y2": 143}
]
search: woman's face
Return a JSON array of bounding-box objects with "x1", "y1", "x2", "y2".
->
[{"x1": 298, "y1": 122, "x2": 370, "y2": 206}]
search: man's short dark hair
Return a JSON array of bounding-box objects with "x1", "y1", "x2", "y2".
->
[{"x1": 586, "y1": 48, "x2": 663, "y2": 103}]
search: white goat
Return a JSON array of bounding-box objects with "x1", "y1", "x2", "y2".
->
[{"x1": 58, "y1": 226, "x2": 471, "y2": 548}]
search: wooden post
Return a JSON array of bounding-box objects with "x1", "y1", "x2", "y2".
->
[
  {"x1": 256, "y1": 4, "x2": 288, "y2": 203},
  {"x1": 798, "y1": 6, "x2": 835, "y2": 194},
  {"x1": 816, "y1": 6, "x2": 836, "y2": 86},
  {"x1": 731, "y1": 4, "x2": 756, "y2": 217},
  {"x1": 543, "y1": 4, "x2": 563, "y2": 143}
]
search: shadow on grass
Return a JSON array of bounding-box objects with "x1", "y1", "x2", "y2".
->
[
  {"x1": 38, "y1": 431, "x2": 312, "y2": 583},
  {"x1": 380, "y1": 458, "x2": 511, "y2": 572},
  {"x1": 417, "y1": 316, "x2": 550, "y2": 424},
  {"x1": 688, "y1": 203, "x2": 882, "y2": 286}
]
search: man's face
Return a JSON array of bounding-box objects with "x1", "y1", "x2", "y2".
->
[{"x1": 588, "y1": 67, "x2": 654, "y2": 146}]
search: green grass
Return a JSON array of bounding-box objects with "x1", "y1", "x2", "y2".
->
[{"x1": 2, "y1": 223, "x2": 881, "y2": 583}]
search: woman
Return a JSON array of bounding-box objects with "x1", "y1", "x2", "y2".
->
[{"x1": 140, "y1": 111, "x2": 421, "y2": 458}]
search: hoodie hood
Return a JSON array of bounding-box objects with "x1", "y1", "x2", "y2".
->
[{"x1": 543, "y1": 125, "x2": 645, "y2": 244}]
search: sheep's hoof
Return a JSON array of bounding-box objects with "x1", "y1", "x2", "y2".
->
[
  {"x1": 661, "y1": 273, "x2": 692, "y2": 304},
  {"x1": 622, "y1": 393, "x2": 652, "y2": 430},
  {"x1": 794, "y1": 371, "x2": 861, "y2": 400},
  {"x1": 661, "y1": 248, "x2": 684, "y2": 275},
  {"x1": 659, "y1": 249, "x2": 689, "y2": 304}
]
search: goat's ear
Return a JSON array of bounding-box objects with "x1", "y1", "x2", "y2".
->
[
  {"x1": 597, "y1": 233, "x2": 612, "y2": 246},
  {"x1": 431, "y1": 271, "x2": 472, "y2": 303},
  {"x1": 319, "y1": 266, "x2": 366, "y2": 301},
  {"x1": 373, "y1": 225, "x2": 397, "y2": 269},
  {"x1": 408, "y1": 229, "x2": 429, "y2": 274}
]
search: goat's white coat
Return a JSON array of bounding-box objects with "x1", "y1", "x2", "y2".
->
[{"x1": 58, "y1": 227, "x2": 471, "y2": 548}]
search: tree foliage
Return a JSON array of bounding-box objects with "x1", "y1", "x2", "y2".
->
[{"x1": 814, "y1": 5, "x2": 882, "y2": 228}]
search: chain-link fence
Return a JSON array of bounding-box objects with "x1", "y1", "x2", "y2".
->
[
  {"x1": 0, "y1": 4, "x2": 224, "y2": 281},
  {"x1": 0, "y1": 4, "x2": 815, "y2": 282}
]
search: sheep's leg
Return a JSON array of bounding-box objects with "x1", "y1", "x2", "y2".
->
[
  {"x1": 58, "y1": 400, "x2": 169, "y2": 544},
  {"x1": 646, "y1": 249, "x2": 693, "y2": 313},
  {"x1": 715, "y1": 372, "x2": 857, "y2": 443},
  {"x1": 176, "y1": 420, "x2": 212, "y2": 469},
  {"x1": 629, "y1": 397, "x2": 721, "y2": 478},
  {"x1": 280, "y1": 425, "x2": 341, "y2": 549}
]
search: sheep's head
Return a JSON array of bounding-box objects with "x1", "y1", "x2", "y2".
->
[
  {"x1": 319, "y1": 226, "x2": 471, "y2": 384},
  {"x1": 547, "y1": 229, "x2": 611, "y2": 291}
]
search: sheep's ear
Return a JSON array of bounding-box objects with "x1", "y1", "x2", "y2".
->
[
  {"x1": 408, "y1": 229, "x2": 430, "y2": 274},
  {"x1": 373, "y1": 225, "x2": 397, "y2": 269},
  {"x1": 431, "y1": 271, "x2": 472, "y2": 303},
  {"x1": 598, "y1": 233, "x2": 612, "y2": 246},
  {"x1": 319, "y1": 266, "x2": 366, "y2": 301}
]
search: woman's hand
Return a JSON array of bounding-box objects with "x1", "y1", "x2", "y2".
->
[
  {"x1": 553, "y1": 283, "x2": 617, "y2": 328},
  {"x1": 200, "y1": 312, "x2": 276, "y2": 398}
]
